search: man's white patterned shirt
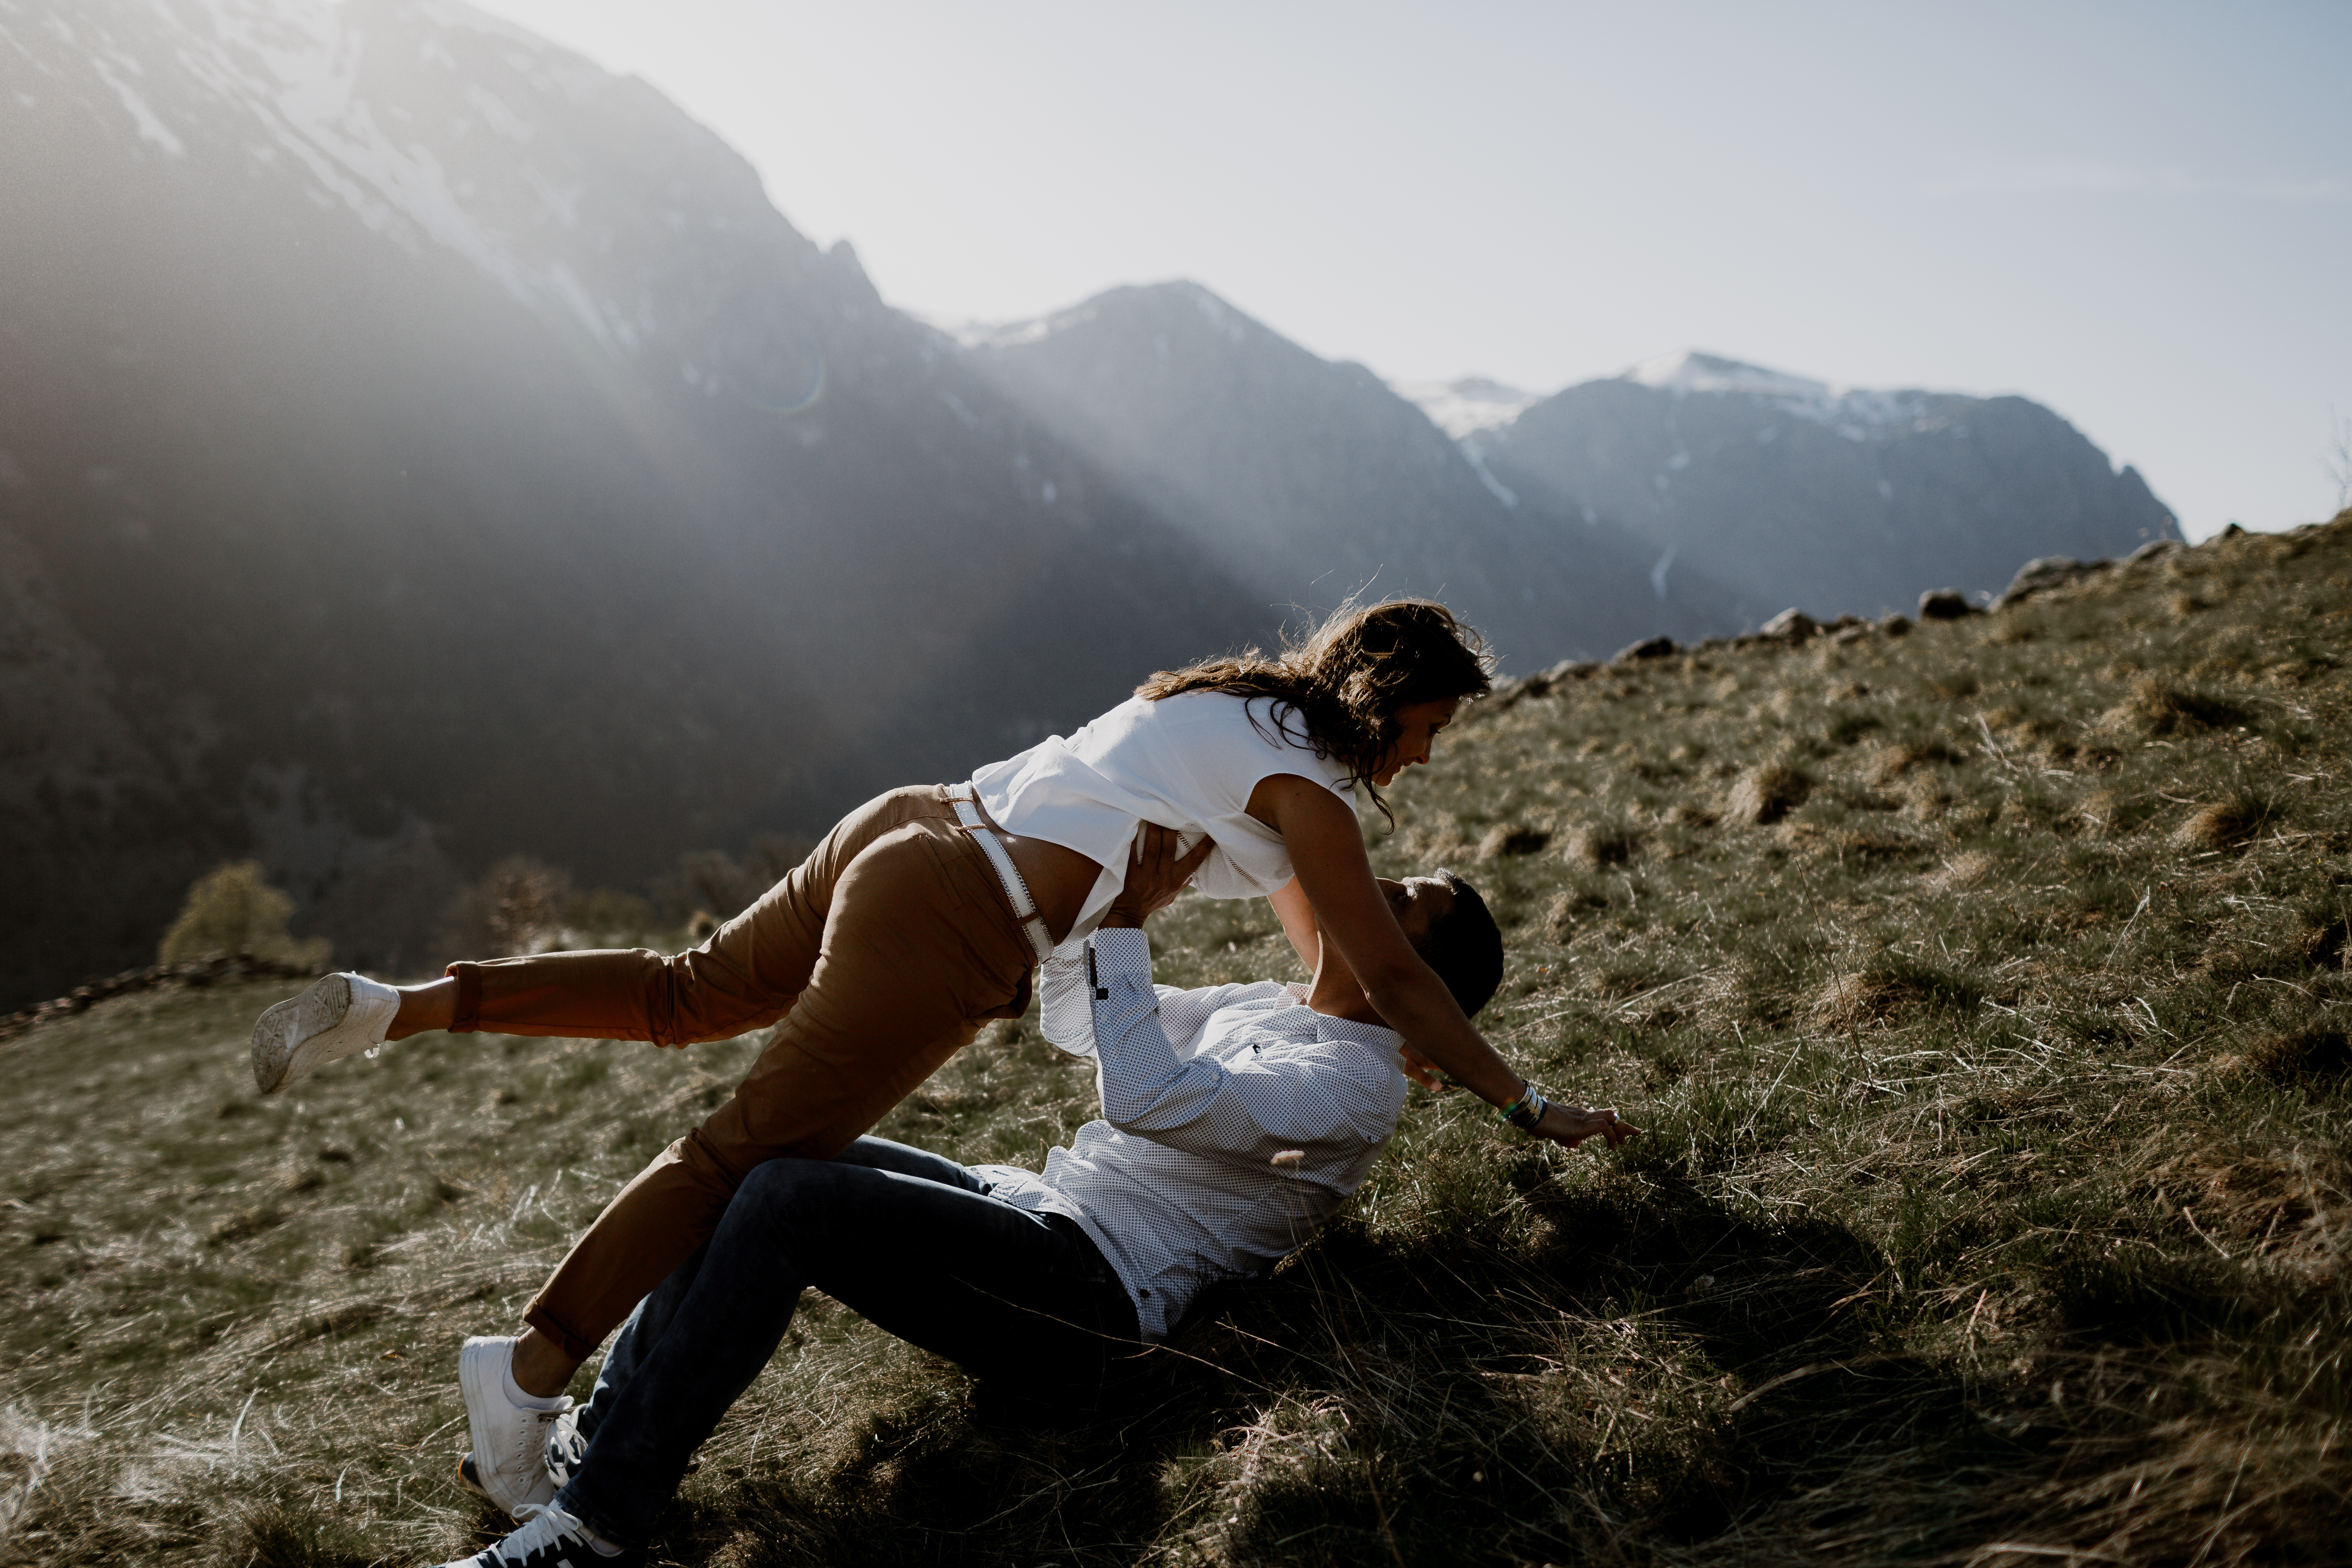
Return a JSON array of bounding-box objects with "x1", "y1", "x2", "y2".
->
[{"x1": 974, "y1": 929, "x2": 1408, "y2": 1341}]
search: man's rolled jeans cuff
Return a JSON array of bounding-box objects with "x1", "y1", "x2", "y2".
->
[
  {"x1": 553, "y1": 1485, "x2": 637, "y2": 1554},
  {"x1": 445, "y1": 961, "x2": 485, "y2": 1034}
]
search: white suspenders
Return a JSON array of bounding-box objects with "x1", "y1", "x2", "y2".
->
[{"x1": 948, "y1": 783, "x2": 1056, "y2": 963}]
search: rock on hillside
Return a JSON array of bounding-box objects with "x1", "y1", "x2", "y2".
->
[
  {"x1": 1460, "y1": 351, "x2": 2181, "y2": 625},
  {"x1": 0, "y1": 0, "x2": 1261, "y2": 1007},
  {"x1": 964, "y1": 283, "x2": 1747, "y2": 669}
]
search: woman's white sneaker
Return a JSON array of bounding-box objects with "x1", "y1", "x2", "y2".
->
[{"x1": 249, "y1": 972, "x2": 400, "y2": 1095}]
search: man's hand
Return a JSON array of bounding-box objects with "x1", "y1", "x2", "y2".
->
[
  {"x1": 1533, "y1": 1102, "x2": 1640, "y2": 1150},
  {"x1": 1101, "y1": 824, "x2": 1215, "y2": 929}
]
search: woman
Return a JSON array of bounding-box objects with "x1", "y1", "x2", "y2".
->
[{"x1": 249, "y1": 599, "x2": 1622, "y2": 1425}]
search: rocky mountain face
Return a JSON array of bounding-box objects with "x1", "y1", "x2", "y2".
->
[
  {"x1": 0, "y1": 0, "x2": 1264, "y2": 1007},
  {"x1": 964, "y1": 283, "x2": 1746, "y2": 672},
  {"x1": 1462, "y1": 352, "x2": 2183, "y2": 626},
  {"x1": 962, "y1": 295, "x2": 2177, "y2": 678}
]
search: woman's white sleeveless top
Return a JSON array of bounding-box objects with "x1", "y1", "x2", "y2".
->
[{"x1": 971, "y1": 690, "x2": 1356, "y2": 941}]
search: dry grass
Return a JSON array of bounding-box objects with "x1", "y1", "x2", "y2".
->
[
  {"x1": 2172, "y1": 793, "x2": 2273, "y2": 850},
  {"x1": 4, "y1": 513, "x2": 2352, "y2": 1564},
  {"x1": 2111, "y1": 675, "x2": 2251, "y2": 737},
  {"x1": 1726, "y1": 764, "x2": 1811, "y2": 826},
  {"x1": 1925, "y1": 850, "x2": 1998, "y2": 891},
  {"x1": 1477, "y1": 823, "x2": 1554, "y2": 860},
  {"x1": 1564, "y1": 820, "x2": 1643, "y2": 869}
]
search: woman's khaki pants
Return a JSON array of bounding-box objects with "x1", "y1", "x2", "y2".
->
[{"x1": 445, "y1": 785, "x2": 1036, "y2": 1359}]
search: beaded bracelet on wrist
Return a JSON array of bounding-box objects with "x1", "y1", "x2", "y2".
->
[{"x1": 1497, "y1": 1080, "x2": 1548, "y2": 1131}]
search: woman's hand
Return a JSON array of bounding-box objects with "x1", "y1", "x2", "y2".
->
[
  {"x1": 1534, "y1": 1103, "x2": 1640, "y2": 1150},
  {"x1": 1101, "y1": 824, "x2": 1215, "y2": 929},
  {"x1": 1399, "y1": 1043, "x2": 1445, "y2": 1091}
]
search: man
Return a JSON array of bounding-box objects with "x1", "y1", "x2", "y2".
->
[{"x1": 433, "y1": 842, "x2": 1635, "y2": 1567}]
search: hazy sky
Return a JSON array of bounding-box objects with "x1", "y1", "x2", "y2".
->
[{"x1": 468, "y1": 0, "x2": 2349, "y2": 542}]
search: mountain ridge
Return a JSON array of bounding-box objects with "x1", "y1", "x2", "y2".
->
[
  {"x1": 1475, "y1": 358, "x2": 2179, "y2": 623},
  {"x1": 963, "y1": 280, "x2": 1749, "y2": 670}
]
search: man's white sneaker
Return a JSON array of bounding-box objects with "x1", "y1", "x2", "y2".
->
[
  {"x1": 459, "y1": 1415, "x2": 604, "y2": 1509},
  {"x1": 431, "y1": 1503, "x2": 632, "y2": 1567},
  {"x1": 458, "y1": 1336, "x2": 571, "y2": 1521},
  {"x1": 545, "y1": 1406, "x2": 588, "y2": 1491},
  {"x1": 249, "y1": 972, "x2": 400, "y2": 1094}
]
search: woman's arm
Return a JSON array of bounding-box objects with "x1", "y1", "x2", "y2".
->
[
  {"x1": 1268, "y1": 877, "x2": 1320, "y2": 973},
  {"x1": 1254, "y1": 775, "x2": 1517, "y2": 1100},
  {"x1": 1248, "y1": 774, "x2": 1636, "y2": 1149},
  {"x1": 1276, "y1": 871, "x2": 1446, "y2": 1091}
]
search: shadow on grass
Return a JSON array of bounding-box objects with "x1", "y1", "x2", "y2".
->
[{"x1": 630, "y1": 1172, "x2": 2051, "y2": 1568}]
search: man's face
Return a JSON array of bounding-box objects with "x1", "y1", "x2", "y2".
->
[{"x1": 1376, "y1": 874, "x2": 1456, "y2": 949}]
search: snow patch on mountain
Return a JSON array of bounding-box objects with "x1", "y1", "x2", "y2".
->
[
  {"x1": 12, "y1": 0, "x2": 676, "y2": 357},
  {"x1": 942, "y1": 312, "x2": 1062, "y2": 351},
  {"x1": 1626, "y1": 350, "x2": 1825, "y2": 401},
  {"x1": 946, "y1": 281, "x2": 1264, "y2": 356},
  {"x1": 1393, "y1": 376, "x2": 1540, "y2": 439},
  {"x1": 1457, "y1": 436, "x2": 1519, "y2": 508},
  {"x1": 91, "y1": 54, "x2": 185, "y2": 155},
  {"x1": 1626, "y1": 351, "x2": 1929, "y2": 441}
]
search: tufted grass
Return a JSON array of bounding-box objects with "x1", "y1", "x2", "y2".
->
[{"x1": 2, "y1": 516, "x2": 2349, "y2": 1564}]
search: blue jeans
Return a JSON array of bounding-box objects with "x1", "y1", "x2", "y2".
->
[{"x1": 555, "y1": 1137, "x2": 1145, "y2": 1546}]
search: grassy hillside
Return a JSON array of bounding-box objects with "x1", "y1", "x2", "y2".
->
[{"x1": 2, "y1": 517, "x2": 2347, "y2": 1566}]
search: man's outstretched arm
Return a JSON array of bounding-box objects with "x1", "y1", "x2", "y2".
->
[{"x1": 1084, "y1": 927, "x2": 1396, "y2": 1167}]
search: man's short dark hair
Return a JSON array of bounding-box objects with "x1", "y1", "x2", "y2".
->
[{"x1": 1412, "y1": 869, "x2": 1504, "y2": 1018}]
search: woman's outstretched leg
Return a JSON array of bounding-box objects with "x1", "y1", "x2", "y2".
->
[
  {"x1": 249, "y1": 933, "x2": 801, "y2": 1095},
  {"x1": 250, "y1": 784, "x2": 945, "y2": 1094}
]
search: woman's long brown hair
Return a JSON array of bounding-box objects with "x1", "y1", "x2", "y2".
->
[{"x1": 1136, "y1": 599, "x2": 1494, "y2": 823}]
